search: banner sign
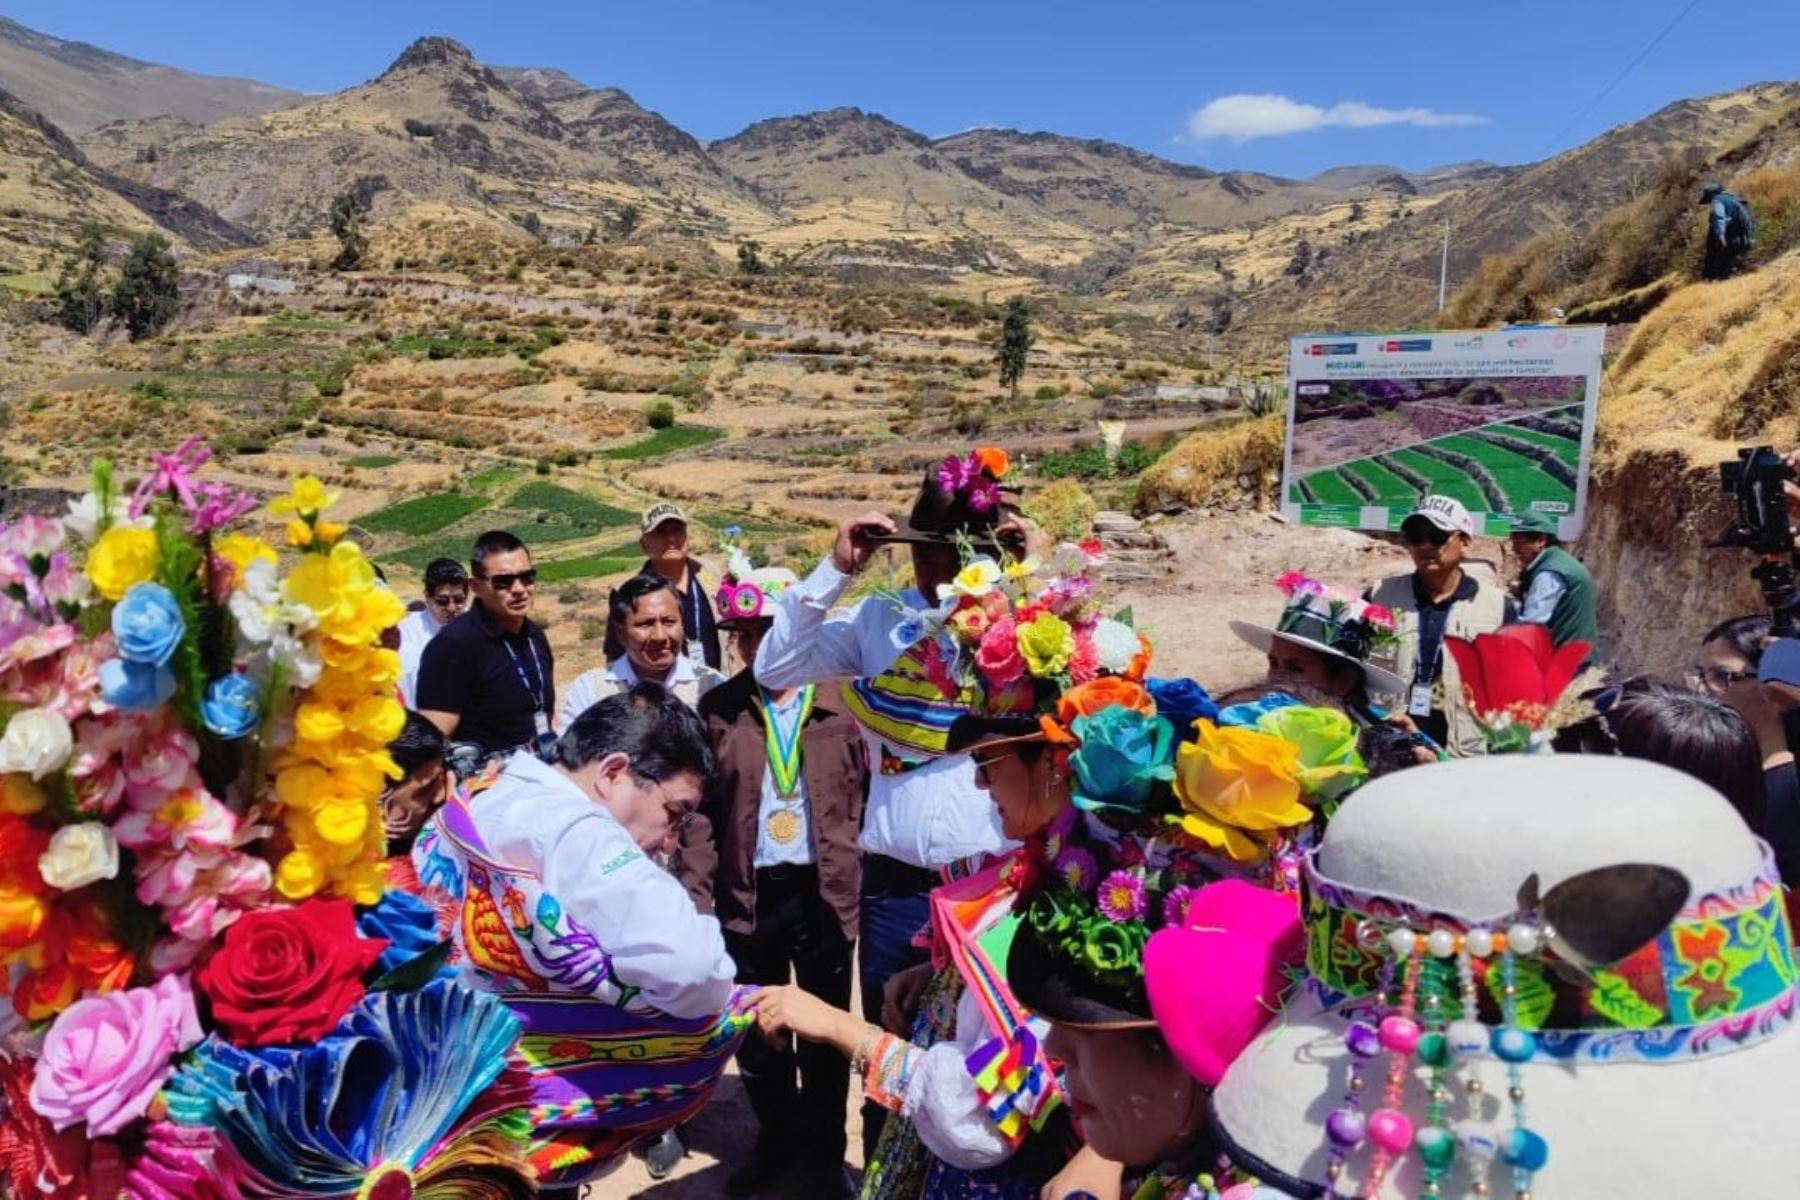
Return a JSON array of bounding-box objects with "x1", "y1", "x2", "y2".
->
[{"x1": 1281, "y1": 326, "x2": 1605, "y2": 538}]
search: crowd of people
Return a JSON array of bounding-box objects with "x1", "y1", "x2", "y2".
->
[
  {"x1": 10, "y1": 438, "x2": 1800, "y2": 1200},
  {"x1": 346, "y1": 439, "x2": 1800, "y2": 1199}
]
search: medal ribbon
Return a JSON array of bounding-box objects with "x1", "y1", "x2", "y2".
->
[{"x1": 760, "y1": 685, "x2": 816, "y2": 798}]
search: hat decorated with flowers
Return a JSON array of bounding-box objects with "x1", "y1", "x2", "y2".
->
[
  {"x1": 872, "y1": 445, "x2": 1020, "y2": 549},
  {"x1": 1229, "y1": 572, "x2": 1406, "y2": 699},
  {"x1": 1003, "y1": 692, "x2": 1370, "y2": 1028},
  {"x1": 713, "y1": 529, "x2": 799, "y2": 628}
]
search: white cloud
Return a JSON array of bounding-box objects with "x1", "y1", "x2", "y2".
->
[{"x1": 1185, "y1": 93, "x2": 1487, "y2": 142}]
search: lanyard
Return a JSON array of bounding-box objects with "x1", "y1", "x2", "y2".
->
[
  {"x1": 502, "y1": 632, "x2": 547, "y2": 715},
  {"x1": 759, "y1": 685, "x2": 816, "y2": 798}
]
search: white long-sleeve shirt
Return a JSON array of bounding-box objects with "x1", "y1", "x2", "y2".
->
[
  {"x1": 754, "y1": 559, "x2": 1007, "y2": 868},
  {"x1": 468, "y1": 752, "x2": 736, "y2": 1020},
  {"x1": 556, "y1": 654, "x2": 725, "y2": 732},
  {"x1": 396, "y1": 607, "x2": 446, "y2": 710},
  {"x1": 901, "y1": 986, "x2": 1017, "y2": 1170}
]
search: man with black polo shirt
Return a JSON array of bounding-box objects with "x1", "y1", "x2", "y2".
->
[
  {"x1": 1365, "y1": 495, "x2": 1509, "y2": 757},
  {"x1": 417, "y1": 530, "x2": 556, "y2": 761}
]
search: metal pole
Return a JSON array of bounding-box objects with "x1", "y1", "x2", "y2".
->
[{"x1": 1438, "y1": 218, "x2": 1450, "y2": 313}]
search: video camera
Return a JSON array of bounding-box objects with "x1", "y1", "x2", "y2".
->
[{"x1": 1717, "y1": 445, "x2": 1800, "y2": 636}]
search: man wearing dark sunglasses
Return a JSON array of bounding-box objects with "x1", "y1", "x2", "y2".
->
[
  {"x1": 1365, "y1": 494, "x2": 1508, "y2": 756},
  {"x1": 417, "y1": 530, "x2": 557, "y2": 760},
  {"x1": 398, "y1": 558, "x2": 469, "y2": 708}
]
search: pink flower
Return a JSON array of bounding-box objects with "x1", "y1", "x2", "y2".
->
[
  {"x1": 28, "y1": 974, "x2": 202, "y2": 1136},
  {"x1": 0, "y1": 515, "x2": 66, "y2": 563},
  {"x1": 919, "y1": 639, "x2": 959, "y2": 701},
  {"x1": 966, "y1": 477, "x2": 1002, "y2": 514},
  {"x1": 1162, "y1": 884, "x2": 1197, "y2": 928},
  {"x1": 1068, "y1": 634, "x2": 1101, "y2": 684},
  {"x1": 1362, "y1": 603, "x2": 1396, "y2": 631},
  {"x1": 1097, "y1": 869, "x2": 1147, "y2": 923},
  {"x1": 148, "y1": 934, "x2": 208, "y2": 976},
  {"x1": 129, "y1": 437, "x2": 210, "y2": 519},
  {"x1": 187, "y1": 481, "x2": 259, "y2": 536},
  {"x1": 1054, "y1": 847, "x2": 1098, "y2": 893},
  {"x1": 114, "y1": 787, "x2": 237, "y2": 854},
  {"x1": 40, "y1": 553, "x2": 91, "y2": 612},
  {"x1": 1042, "y1": 576, "x2": 1095, "y2": 620},
  {"x1": 937, "y1": 454, "x2": 977, "y2": 496},
  {"x1": 976, "y1": 617, "x2": 1027, "y2": 687}
]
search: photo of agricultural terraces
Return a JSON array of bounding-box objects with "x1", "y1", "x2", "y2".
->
[{"x1": 1285, "y1": 374, "x2": 1586, "y2": 519}]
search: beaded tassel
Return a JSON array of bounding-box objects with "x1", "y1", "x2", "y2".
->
[
  {"x1": 1411, "y1": 950, "x2": 1456, "y2": 1199},
  {"x1": 1495, "y1": 949, "x2": 1548, "y2": 1198},
  {"x1": 1364, "y1": 936, "x2": 1423, "y2": 1197},
  {"x1": 1323, "y1": 954, "x2": 1395, "y2": 1199}
]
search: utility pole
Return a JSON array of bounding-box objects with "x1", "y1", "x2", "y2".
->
[{"x1": 1438, "y1": 217, "x2": 1450, "y2": 313}]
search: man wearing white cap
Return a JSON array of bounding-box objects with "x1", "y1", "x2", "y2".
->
[
  {"x1": 1365, "y1": 495, "x2": 1509, "y2": 756},
  {"x1": 604, "y1": 501, "x2": 723, "y2": 672}
]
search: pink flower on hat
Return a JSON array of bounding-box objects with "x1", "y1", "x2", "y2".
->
[
  {"x1": 29, "y1": 974, "x2": 203, "y2": 1136},
  {"x1": 1054, "y1": 847, "x2": 1097, "y2": 894},
  {"x1": 1097, "y1": 869, "x2": 1147, "y2": 923}
]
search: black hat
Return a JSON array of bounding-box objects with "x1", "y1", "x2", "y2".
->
[
  {"x1": 1006, "y1": 916, "x2": 1157, "y2": 1029},
  {"x1": 870, "y1": 450, "x2": 1020, "y2": 550}
]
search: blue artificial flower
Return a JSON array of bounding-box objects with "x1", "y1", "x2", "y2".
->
[
  {"x1": 99, "y1": 657, "x2": 176, "y2": 711},
  {"x1": 201, "y1": 674, "x2": 262, "y2": 739},
  {"x1": 111, "y1": 582, "x2": 185, "y2": 666},
  {"x1": 1146, "y1": 677, "x2": 1220, "y2": 740},
  {"x1": 1070, "y1": 706, "x2": 1176, "y2": 814},
  {"x1": 1216, "y1": 692, "x2": 1301, "y2": 729},
  {"x1": 358, "y1": 890, "x2": 455, "y2": 978}
]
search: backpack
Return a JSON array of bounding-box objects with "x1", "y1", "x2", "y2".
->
[{"x1": 1724, "y1": 193, "x2": 1757, "y2": 251}]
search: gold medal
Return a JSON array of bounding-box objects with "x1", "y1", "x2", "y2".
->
[{"x1": 766, "y1": 807, "x2": 801, "y2": 845}]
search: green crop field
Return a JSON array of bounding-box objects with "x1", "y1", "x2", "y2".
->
[
  {"x1": 1297, "y1": 470, "x2": 1365, "y2": 507},
  {"x1": 1435, "y1": 435, "x2": 1575, "y2": 510},
  {"x1": 1380, "y1": 448, "x2": 1489, "y2": 512},
  {"x1": 359, "y1": 492, "x2": 490, "y2": 535},
  {"x1": 509, "y1": 483, "x2": 636, "y2": 527},
  {"x1": 600, "y1": 425, "x2": 726, "y2": 460},
  {"x1": 1490, "y1": 425, "x2": 1581, "y2": 455},
  {"x1": 345, "y1": 454, "x2": 401, "y2": 469},
  {"x1": 1341, "y1": 458, "x2": 1421, "y2": 507}
]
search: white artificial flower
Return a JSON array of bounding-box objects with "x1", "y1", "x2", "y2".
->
[
  {"x1": 38, "y1": 822, "x2": 121, "y2": 891},
  {"x1": 62, "y1": 492, "x2": 152, "y2": 543},
  {"x1": 940, "y1": 557, "x2": 1003, "y2": 602},
  {"x1": 1092, "y1": 619, "x2": 1142, "y2": 674},
  {"x1": 0, "y1": 708, "x2": 73, "y2": 779}
]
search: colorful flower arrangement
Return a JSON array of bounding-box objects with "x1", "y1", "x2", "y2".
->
[
  {"x1": 936, "y1": 445, "x2": 1013, "y2": 514},
  {"x1": 1271, "y1": 570, "x2": 1398, "y2": 659},
  {"x1": 0, "y1": 444, "x2": 530, "y2": 1198}
]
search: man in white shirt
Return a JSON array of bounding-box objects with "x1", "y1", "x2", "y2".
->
[
  {"x1": 397, "y1": 558, "x2": 468, "y2": 708},
  {"x1": 754, "y1": 455, "x2": 1042, "y2": 1158}
]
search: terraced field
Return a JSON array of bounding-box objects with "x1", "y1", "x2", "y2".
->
[{"x1": 1287, "y1": 405, "x2": 1583, "y2": 524}]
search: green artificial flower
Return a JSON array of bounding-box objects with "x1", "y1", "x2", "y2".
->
[
  {"x1": 1082, "y1": 917, "x2": 1145, "y2": 976},
  {"x1": 1256, "y1": 705, "x2": 1368, "y2": 803}
]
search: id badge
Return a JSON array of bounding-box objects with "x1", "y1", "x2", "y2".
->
[
  {"x1": 534, "y1": 711, "x2": 552, "y2": 737},
  {"x1": 686, "y1": 638, "x2": 705, "y2": 666},
  {"x1": 1408, "y1": 685, "x2": 1435, "y2": 718}
]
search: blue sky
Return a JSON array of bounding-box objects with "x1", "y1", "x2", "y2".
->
[{"x1": 5, "y1": 1, "x2": 1796, "y2": 177}]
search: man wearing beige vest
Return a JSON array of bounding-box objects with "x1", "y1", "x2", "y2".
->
[{"x1": 1365, "y1": 495, "x2": 1510, "y2": 757}]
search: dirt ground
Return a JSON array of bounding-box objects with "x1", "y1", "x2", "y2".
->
[{"x1": 594, "y1": 509, "x2": 1490, "y2": 1198}]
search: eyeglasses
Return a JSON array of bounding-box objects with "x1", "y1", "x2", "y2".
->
[
  {"x1": 1688, "y1": 664, "x2": 1757, "y2": 692},
  {"x1": 428, "y1": 591, "x2": 468, "y2": 610},
  {"x1": 479, "y1": 569, "x2": 538, "y2": 592}
]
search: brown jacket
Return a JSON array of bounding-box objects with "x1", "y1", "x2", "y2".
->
[{"x1": 677, "y1": 670, "x2": 867, "y2": 942}]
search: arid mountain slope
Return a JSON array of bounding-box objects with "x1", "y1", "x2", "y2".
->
[{"x1": 0, "y1": 16, "x2": 300, "y2": 134}]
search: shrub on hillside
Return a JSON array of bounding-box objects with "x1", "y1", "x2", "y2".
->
[
  {"x1": 1024, "y1": 479, "x2": 1098, "y2": 544},
  {"x1": 1135, "y1": 416, "x2": 1284, "y2": 515},
  {"x1": 645, "y1": 400, "x2": 677, "y2": 430}
]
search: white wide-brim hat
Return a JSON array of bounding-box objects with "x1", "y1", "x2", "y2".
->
[
  {"x1": 1228, "y1": 619, "x2": 1408, "y2": 701},
  {"x1": 1212, "y1": 756, "x2": 1800, "y2": 1197}
]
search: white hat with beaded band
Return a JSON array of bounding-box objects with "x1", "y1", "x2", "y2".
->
[{"x1": 1209, "y1": 754, "x2": 1800, "y2": 1198}]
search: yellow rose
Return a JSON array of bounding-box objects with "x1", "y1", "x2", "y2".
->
[
  {"x1": 1172, "y1": 720, "x2": 1312, "y2": 862},
  {"x1": 286, "y1": 519, "x2": 314, "y2": 549},
  {"x1": 314, "y1": 798, "x2": 369, "y2": 847},
  {"x1": 339, "y1": 859, "x2": 389, "y2": 906},
  {"x1": 314, "y1": 520, "x2": 347, "y2": 546},
  {"x1": 294, "y1": 702, "x2": 347, "y2": 744},
  {"x1": 348, "y1": 696, "x2": 406, "y2": 744},
  {"x1": 1017, "y1": 613, "x2": 1075, "y2": 678},
  {"x1": 364, "y1": 649, "x2": 403, "y2": 687},
  {"x1": 0, "y1": 774, "x2": 47, "y2": 815},
  {"x1": 86, "y1": 527, "x2": 158, "y2": 602},
  {"x1": 275, "y1": 848, "x2": 325, "y2": 900}
]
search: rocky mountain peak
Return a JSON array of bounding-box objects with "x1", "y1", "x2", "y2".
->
[{"x1": 385, "y1": 36, "x2": 478, "y2": 76}]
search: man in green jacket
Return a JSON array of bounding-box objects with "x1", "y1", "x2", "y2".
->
[{"x1": 1509, "y1": 513, "x2": 1596, "y2": 647}]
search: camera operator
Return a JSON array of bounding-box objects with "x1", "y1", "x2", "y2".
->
[{"x1": 1691, "y1": 616, "x2": 1800, "y2": 884}]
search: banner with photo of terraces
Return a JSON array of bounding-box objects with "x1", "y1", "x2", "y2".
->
[{"x1": 1281, "y1": 326, "x2": 1605, "y2": 539}]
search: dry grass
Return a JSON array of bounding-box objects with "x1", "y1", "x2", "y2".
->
[
  {"x1": 1597, "y1": 250, "x2": 1800, "y2": 469},
  {"x1": 1023, "y1": 478, "x2": 1098, "y2": 542},
  {"x1": 1134, "y1": 415, "x2": 1283, "y2": 514}
]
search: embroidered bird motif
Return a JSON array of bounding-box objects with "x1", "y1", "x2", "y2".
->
[{"x1": 460, "y1": 864, "x2": 547, "y2": 991}]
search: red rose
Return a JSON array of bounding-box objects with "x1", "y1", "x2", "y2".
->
[{"x1": 195, "y1": 898, "x2": 387, "y2": 1046}]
